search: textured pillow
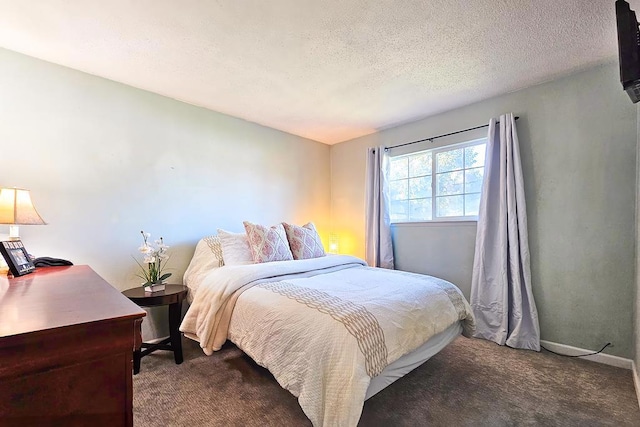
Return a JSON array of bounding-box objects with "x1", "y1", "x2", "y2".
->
[
  {"x1": 202, "y1": 235, "x2": 225, "y2": 267},
  {"x1": 243, "y1": 221, "x2": 294, "y2": 263},
  {"x1": 183, "y1": 235, "x2": 225, "y2": 302},
  {"x1": 282, "y1": 222, "x2": 326, "y2": 260},
  {"x1": 217, "y1": 229, "x2": 255, "y2": 265}
]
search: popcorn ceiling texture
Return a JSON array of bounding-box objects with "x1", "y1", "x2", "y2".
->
[{"x1": 0, "y1": 0, "x2": 625, "y2": 144}]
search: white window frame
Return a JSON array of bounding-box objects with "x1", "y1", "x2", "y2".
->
[{"x1": 388, "y1": 137, "x2": 487, "y2": 223}]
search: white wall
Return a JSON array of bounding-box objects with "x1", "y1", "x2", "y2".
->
[
  {"x1": 0, "y1": 48, "x2": 331, "y2": 339},
  {"x1": 331, "y1": 62, "x2": 638, "y2": 358}
]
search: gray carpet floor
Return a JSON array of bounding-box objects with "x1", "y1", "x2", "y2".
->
[{"x1": 133, "y1": 336, "x2": 640, "y2": 426}]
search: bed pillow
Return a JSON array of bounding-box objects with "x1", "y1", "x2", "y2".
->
[
  {"x1": 217, "y1": 229, "x2": 255, "y2": 265},
  {"x1": 182, "y1": 235, "x2": 224, "y2": 301},
  {"x1": 243, "y1": 221, "x2": 294, "y2": 263},
  {"x1": 282, "y1": 222, "x2": 326, "y2": 260},
  {"x1": 201, "y1": 235, "x2": 225, "y2": 267}
]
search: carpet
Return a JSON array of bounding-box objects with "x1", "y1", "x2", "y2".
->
[{"x1": 133, "y1": 336, "x2": 639, "y2": 426}]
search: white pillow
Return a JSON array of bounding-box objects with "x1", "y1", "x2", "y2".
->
[
  {"x1": 217, "y1": 229, "x2": 255, "y2": 265},
  {"x1": 183, "y1": 235, "x2": 224, "y2": 301}
]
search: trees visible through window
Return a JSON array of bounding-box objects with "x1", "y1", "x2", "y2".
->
[{"x1": 389, "y1": 139, "x2": 486, "y2": 222}]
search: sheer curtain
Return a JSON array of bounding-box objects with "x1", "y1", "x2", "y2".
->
[
  {"x1": 365, "y1": 146, "x2": 394, "y2": 269},
  {"x1": 471, "y1": 113, "x2": 540, "y2": 351}
]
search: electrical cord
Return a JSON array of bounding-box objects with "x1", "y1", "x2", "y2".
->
[{"x1": 541, "y1": 342, "x2": 611, "y2": 358}]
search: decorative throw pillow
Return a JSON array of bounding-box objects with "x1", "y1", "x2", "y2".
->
[
  {"x1": 282, "y1": 222, "x2": 326, "y2": 260},
  {"x1": 217, "y1": 229, "x2": 255, "y2": 265},
  {"x1": 243, "y1": 221, "x2": 294, "y2": 263}
]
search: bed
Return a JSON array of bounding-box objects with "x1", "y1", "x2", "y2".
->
[{"x1": 180, "y1": 234, "x2": 475, "y2": 427}]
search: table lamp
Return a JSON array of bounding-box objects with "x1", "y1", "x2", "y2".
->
[
  {"x1": 328, "y1": 233, "x2": 340, "y2": 254},
  {"x1": 0, "y1": 188, "x2": 47, "y2": 240}
]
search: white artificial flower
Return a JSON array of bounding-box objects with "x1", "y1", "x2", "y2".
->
[
  {"x1": 156, "y1": 236, "x2": 169, "y2": 250},
  {"x1": 138, "y1": 244, "x2": 154, "y2": 254},
  {"x1": 136, "y1": 230, "x2": 172, "y2": 286}
]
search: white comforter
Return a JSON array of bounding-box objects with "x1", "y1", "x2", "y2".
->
[{"x1": 180, "y1": 255, "x2": 474, "y2": 427}]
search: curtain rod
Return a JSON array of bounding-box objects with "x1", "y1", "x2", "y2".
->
[{"x1": 385, "y1": 116, "x2": 520, "y2": 151}]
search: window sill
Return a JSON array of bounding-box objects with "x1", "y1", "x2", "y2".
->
[{"x1": 391, "y1": 220, "x2": 478, "y2": 228}]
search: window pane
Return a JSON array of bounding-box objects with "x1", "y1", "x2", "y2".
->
[
  {"x1": 436, "y1": 148, "x2": 463, "y2": 173},
  {"x1": 410, "y1": 198, "x2": 432, "y2": 220},
  {"x1": 465, "y1": 193, "x2": 481, "y2": 216},
  {"x1": 465, "y1": 144, "x2": 486, "y2": 168},
  {"x1": 436, "y1": 195, "x2": 464, "y2": 217},
  {"x1": 409, "y1": 152, "x2": 431, "y2": 177},
  {"x1": 390, "y1": 200, "x2": 409, "y2": 222},
  {"x1": 389, "y1": 139, "x2": 487, "y2": 221},
  {"x1": 465, "y1": 167, "x2": 484, "y2": 194},
  {"x1": 436, "y1": 171, "x2": 463, "y2": 196},
  {"x1": 390, "y1": 180, "x2": 408, "y2": 201},
  {"x1": 409, "y1": 176, "x2": 432, "y2": 199},
  {"x1": 389, "y1": 157, "x2": 408, "y2": 180}
]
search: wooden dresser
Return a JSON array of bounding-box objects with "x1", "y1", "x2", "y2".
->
[{"x1": 0, "y1": 265, "x2": 146, "y2": 426}]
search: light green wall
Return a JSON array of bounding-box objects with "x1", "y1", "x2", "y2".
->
[
  {"x1": 391, "y1": 222, "x2": 477, "y2": 298},
  {"x1": 0, "y1": 48, "x2": 331, "y2": 340},
  {"x1": 331, "y1": 62, "x2": 637, "y2": 358}
]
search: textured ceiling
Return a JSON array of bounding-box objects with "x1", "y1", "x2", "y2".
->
[{"x1": 0, "y1": 1, "x2": 630, "y2": 144}]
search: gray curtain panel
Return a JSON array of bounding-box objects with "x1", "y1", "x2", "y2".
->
[
  {"x1": 471, "y1": 113, "x2": 540, "y2": 351},
  {"x1": 365, "y1": 146, "x2": 394, "y2": 269}
]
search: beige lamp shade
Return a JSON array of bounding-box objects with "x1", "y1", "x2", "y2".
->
[{"x1": 0, "y1": 188, "x2": 46, "y2": 225}]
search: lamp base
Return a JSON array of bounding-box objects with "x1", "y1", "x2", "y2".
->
[{"x1": 8, "y1": 225, "x2": 19, "y2": 241}]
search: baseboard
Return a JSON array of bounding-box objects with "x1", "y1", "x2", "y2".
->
[
  {"x1": 633, "y1": 362, "x2": 640, "y2": 410},
  {"x1": 540, "y1": 340, "x2": 632, "y2": 370}
]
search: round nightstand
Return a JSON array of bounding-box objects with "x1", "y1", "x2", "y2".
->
[{"x1": 122, "y1": 284, "x2": 187, "y2": 374}]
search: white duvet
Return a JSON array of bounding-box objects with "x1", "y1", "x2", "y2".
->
[{"x1": 180, "y1": 255, "x2": 474, "y2": 427}]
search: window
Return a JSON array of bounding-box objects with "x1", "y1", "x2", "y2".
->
[{"x1": 388, "y1": 138, "x2": 486, "y2": 222}]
